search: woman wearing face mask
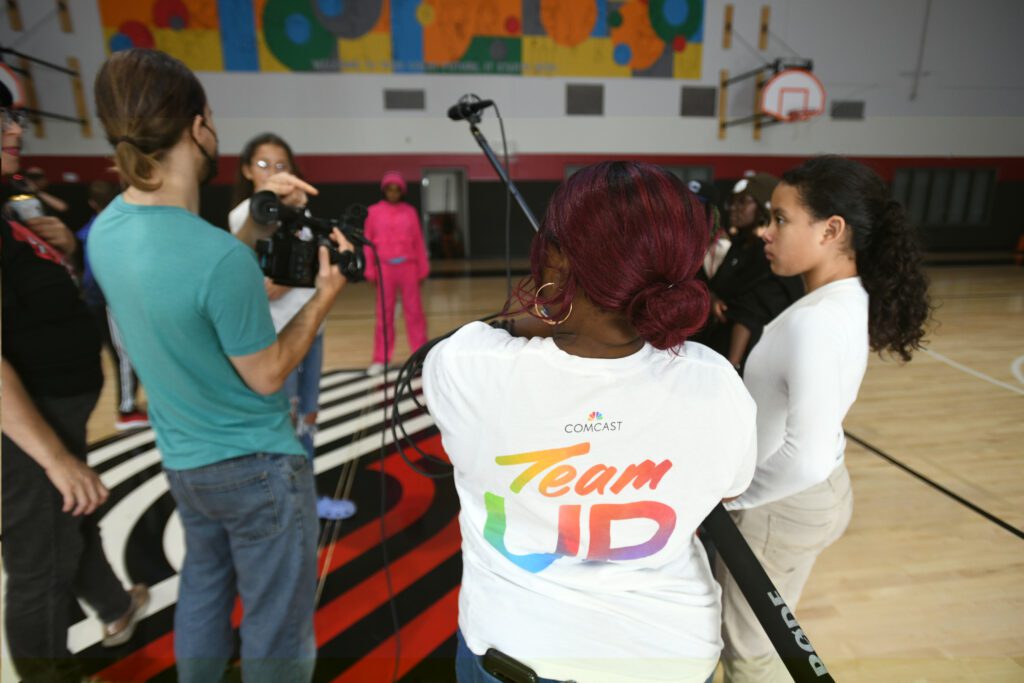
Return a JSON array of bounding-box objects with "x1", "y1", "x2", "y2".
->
[
  {"x1": 695, "y1": 173, "x2": 803, "y2": 372},
  {"x1": 229, "y1": 134, "x2": 323, "y2": 461},
  {"x1": 363, "y1": 170, "x2": 429, "y2": 375},
  {"x1": 717, "y1": 156, "x2": 931, "y2": 682}
]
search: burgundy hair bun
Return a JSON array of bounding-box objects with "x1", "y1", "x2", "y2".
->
[
  {"x1": 514, "y1": 161, "x2": 713, "y2": 350},
  {"x1": 628, "y1": 279, "x2": 710, "y2": 351}
]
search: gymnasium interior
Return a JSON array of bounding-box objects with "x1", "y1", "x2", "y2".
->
[{"x1": 1, "y1": 1, "x2": 1022, "y2": 681}]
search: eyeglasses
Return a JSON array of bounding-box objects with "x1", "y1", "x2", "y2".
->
[
  {"x1": 726, "y1": 195, "x2": 757, "y2": 210},
  {"x1": 254, "y1": 159, "x2": 289, "y2": 173},
  {"x1": 1, "y1": 108, "x2": 29, "y2": 130}
]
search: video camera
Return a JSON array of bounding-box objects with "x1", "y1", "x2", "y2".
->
[{"x1": 249, "y1": 190, "x2": 368, "y2": 287}]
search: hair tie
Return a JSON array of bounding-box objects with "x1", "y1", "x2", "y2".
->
[{"x1": 111, "y1": 135, "x2": 138, "y2": 146}]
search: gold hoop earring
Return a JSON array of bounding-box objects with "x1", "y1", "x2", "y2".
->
[{"x1": 533, "y1": 282, "x2": 573, "y2": 326}]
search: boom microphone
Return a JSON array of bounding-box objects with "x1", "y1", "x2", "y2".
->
[{"x1": 447, "y1": 98, "x2": 494, "y2": 121}]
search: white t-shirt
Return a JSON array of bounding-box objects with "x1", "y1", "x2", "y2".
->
[
  {"x1": 229, "y1": 198, "x2": 317, "y2": 333},
  {"x1": 703, "y1": 236, "x2": 732, "y2": 278},
  {"x1": 728, "y1": 277, "x2": 869, "y2": 510},
  {"x1": 423, "y1": 322, "x2": 757, "y2": 683}
]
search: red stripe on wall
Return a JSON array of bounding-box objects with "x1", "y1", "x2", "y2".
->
[{"x1": 23, "y1": 154, "x2": 1024, "y2": 185}]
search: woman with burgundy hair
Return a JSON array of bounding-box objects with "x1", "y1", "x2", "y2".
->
[{"x1": 423, "y1": 161, "x2": 758, "y2": 683}]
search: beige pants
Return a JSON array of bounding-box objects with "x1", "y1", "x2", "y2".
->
[{"x1": 716, "y1": 464, "x2": 853, "y2": 683}]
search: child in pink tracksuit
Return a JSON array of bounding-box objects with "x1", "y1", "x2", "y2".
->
[{"x1": 363, "y1": 171, "x2": 429, "y2": 373}]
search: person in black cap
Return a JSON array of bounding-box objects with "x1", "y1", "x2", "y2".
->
[
  {"x1": 1, "y1": 63, "x2": 149, "y2": 682},
  {"x1": 692, "y1": 173, "x2": 802, "y2": 371}
]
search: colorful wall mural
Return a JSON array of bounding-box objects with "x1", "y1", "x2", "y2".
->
[{"x1": 99, "y1": 0, "x2": 705, "y2": 78}]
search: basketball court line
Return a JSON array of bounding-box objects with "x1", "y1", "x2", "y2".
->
[
  {"x1": 920, "y1": 348, "x2": 1024, "y2": 396},
  {"x1": 845, "y1": 431, "x2": 1024, "y2": 541},
  {"x1": 1011, "y1": 355, "x2": 1024, "y2": 385}
]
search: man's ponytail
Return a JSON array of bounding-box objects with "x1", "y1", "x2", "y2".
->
[{"x1": 94, "y1": 49, "x2": 208, "y2": 191}]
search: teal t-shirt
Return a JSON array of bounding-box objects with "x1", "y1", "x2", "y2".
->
[{"x1": 89, "y1": 195, "x2": 303, "y2": 469}]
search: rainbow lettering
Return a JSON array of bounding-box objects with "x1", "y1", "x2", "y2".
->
[{"x1": 483, "y1": 442, "x2": 677, "y2": 572}]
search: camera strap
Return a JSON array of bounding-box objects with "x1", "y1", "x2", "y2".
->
[{"x1": 701, "y1": 503, "x2": 835, "y2": 682}]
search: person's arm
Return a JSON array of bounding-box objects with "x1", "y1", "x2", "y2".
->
[
  {"x1": 264, "y1": 278, "x2": 290, "y2": 301},
  {"x1": 229, "y1": 229, "x2": 351, "y2": 395},
  {"x1": 727, "y1": 322, "x2": 753, "y2": 369},
  {"x1": 362, "y1": 209, "x2": 379, "y2": 283},
  {"x1": 234, "y1": 214, "x2": 277, "y2": 250},
  {"x1": 1, "y1": 358, "x2": 109, "y2": 515},
  {"x1": 728, "y1": 310, "x2": 846, "y2": 507},
  {"x1": 38, "y1": 190, "x2": 70, "y2": 215},
  {"x1": 710, "y1": 294, "x2": 728, "y2": 324}
]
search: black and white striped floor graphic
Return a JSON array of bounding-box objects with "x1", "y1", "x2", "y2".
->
[{"x1": 2, "y1": 369, "x2": 463, "y2": 682}]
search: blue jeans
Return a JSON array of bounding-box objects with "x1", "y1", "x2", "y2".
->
[
  {"x1": 456, "y1": 630, "x2": 565, "y2": 683},
  {"x1": 283, "y1": 332, "x2": 324, "y2": 459},
  {"x1": 165, "y1": 452, "x2": 318, "y2": 683}
]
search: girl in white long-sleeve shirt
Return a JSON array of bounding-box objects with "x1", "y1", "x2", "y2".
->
[{"x1": 717, "y1": 156, "x2": 932, "y2": 683}]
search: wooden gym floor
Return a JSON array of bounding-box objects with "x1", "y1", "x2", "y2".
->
[{"x1": 4, "y1": 265, "x2": 1021, "y2": 681}]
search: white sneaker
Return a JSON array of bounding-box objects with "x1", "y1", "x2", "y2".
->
[{"x1": 366, "y1": 363, "x2": 385, "y2": 376}]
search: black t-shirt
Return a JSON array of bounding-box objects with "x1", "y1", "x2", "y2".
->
[{"x1": 1, "y1": 216, "x2": 102, "y2": 397}]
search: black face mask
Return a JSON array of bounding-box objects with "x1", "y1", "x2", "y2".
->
[{"x1": 191, "y1": 118, "x2": 219, "y2": 186}]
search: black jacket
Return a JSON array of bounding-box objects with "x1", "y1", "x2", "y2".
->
[
  {"x1": 1, "y1": 216, "x2": 102, "y2": 397},
  {"x1": 695, "y1": 235, "x2": 803, "y2": 362}
]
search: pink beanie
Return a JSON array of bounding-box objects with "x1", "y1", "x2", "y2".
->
[{"x1": 380, "y1": 170, "x2": 406, "y2": 194}]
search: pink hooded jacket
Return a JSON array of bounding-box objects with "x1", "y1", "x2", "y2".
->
[{"x1": 362, "y1": 200, "x2": 430, "y2": 282}]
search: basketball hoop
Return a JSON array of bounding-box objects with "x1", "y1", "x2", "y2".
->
[
  {"x1": 783, "y1": 108, "x2": 818, "y2": 123},
  {"x1": 760, "y1": 68, "x2": 826, "y2": 123}
]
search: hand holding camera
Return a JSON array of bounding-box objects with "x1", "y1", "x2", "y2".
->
[
  {"x1": 249, "y1": 190, "x2": 368, "y2": 287},
  {"x1": 315, "y1": 227, "x2": 354, "y2": 297}
]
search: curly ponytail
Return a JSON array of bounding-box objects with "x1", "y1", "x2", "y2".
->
[
  {"x1": 782, "y1": 156, "x2": 932, "y2": 361},
  {"x1": 94, "y1": 49, "x2": 208, "y2": 191},
  {"x1": 858, "y1": 199, "x2": 931, "y2": 360}
]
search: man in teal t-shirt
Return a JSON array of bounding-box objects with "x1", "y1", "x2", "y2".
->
[
  {"x1": 91, "y1": 49, "x2": 353, "y2": 683},
  {"x1": 90, "y1": 195, "x2": 305, "y2": 470}
]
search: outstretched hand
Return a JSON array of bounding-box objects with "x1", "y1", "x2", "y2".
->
[{"x1": 262, "y1": 172, "x2": 318, "y2": 209}]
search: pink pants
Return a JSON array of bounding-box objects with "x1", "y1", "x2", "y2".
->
[{"x1": 372, "y1": 262, "x2": 428, "y2": 363}]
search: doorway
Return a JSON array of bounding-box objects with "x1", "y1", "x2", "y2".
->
[{"x1": 420, "y1": 169, "x2": 469, "y2": 260}]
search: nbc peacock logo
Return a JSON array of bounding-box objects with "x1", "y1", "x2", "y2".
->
[{"x1": 566, "y1": 411, "x2": 621, "y2": 434}]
